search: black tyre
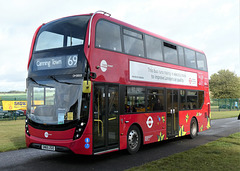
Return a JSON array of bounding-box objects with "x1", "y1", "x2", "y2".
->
[
  {"x1": 189, "y1": 118, "x2": 198, "y2": 139},
  {"x1": 127, "y1": 125, "x2": 141, "y2": 154}
]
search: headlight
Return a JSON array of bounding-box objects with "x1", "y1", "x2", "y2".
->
[
  {"x1": 73, "y1": 121, "x2": 86, "y2": 140},
  {"x1": 25, "y1": 118, "x2": 30, "y2": 136}
]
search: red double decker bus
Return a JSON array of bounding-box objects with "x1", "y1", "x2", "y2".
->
[{"x1": 26, "y1": 11, "x2": 210, "y2": 155}]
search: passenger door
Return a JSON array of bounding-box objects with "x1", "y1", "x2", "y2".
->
[
  {"x1": 166, "y1": 89, "x2": 179, "y2": 137},
  {"x1": 93, "y1": 84, "x2": 119, "y2": 154}
]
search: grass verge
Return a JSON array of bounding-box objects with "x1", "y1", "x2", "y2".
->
[
  {"x1": 127, "y1": 132, "x2": 240, "y2": 171},
  {"x1": 0, "y1": 120, "x2": 26, "y2": 152},
  {"x1": 211, "y1": 110, "x2": 239, "y2": 120}
]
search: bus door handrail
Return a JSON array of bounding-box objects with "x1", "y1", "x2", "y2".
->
[
  {"x1": 88, "y1": 10, "x2": 111, "y2": 47},
  {"x1": 94, "y1": 119, "x2": 104, "y2": 137},
  {"x1": 108, "y1": 117, "x2": 116, "y2": 121}
]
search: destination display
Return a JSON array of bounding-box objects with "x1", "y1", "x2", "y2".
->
[
  {"x1": 34, "y1": 54, "x2": 78, "y2": 71},
  {"x1": 130, "y1": 61, "x2": 198, "y2": 87}
]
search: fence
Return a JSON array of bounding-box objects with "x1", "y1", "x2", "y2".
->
[{"x1": 211, "y1": 98, "x2": 240, "y2": 111}]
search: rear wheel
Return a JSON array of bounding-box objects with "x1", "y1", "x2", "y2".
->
[
  {"x1": 127, "y1": 125, "x2": 141, "y2": 154},
  {"x1": 189, "y1": 118, "x2": 198, "y2": 139}
]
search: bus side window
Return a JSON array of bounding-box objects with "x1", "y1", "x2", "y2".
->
[
  {"x1": 186, "y1": 91, "x2": 198, "y2": 110},
  {"x1": 96, "y1": 20, "x2": 122, "y2": 52},
  {"x1": 178, "y1": 46, "x2": 185, "y2": 66},
  {"x1": 196, "y1": 53, "x2": 207, "y2": 71},
  {"x1": 185, "y1": 48, "x2": 197, "y2": 69},
  {"x1": 123, "y1": 29, "x2": 144, "y2": 57},
  {"x1": 180, "y1": 90, "x2": 186, "y2": 110},
  {"x1": 145, "y1": 35, "x2": 163, "y2": 61},
  {"x1": 147, "y1": 89, "x2": 164, "y2": 112},
  {"x1": 125, "y1": 87, "x2": 145, "y2": 113},
  {"x1": 198, "y1": 91, "x2": 204, "y2": 109},
  {"x1": 163, "y1": 42, "x2": 178, "y2": 65}
]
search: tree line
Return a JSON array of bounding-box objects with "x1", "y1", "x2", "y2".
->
[{"x1": 209, "y1": 69, "x2": 240, "y2": 99}]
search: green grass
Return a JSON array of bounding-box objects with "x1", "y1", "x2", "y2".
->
[
  {"x1": 127, "y1": 132, "x2": 240, "y2": 171},
  {"x1": 211, "y1": 111, "x2": 240, "y2": 120},
  {"x1": 0, "y1": 93, "x2": 26, "y2": 101},
  {"x1": 0, "y1": 120, "x2": 26, "y2": 152}
]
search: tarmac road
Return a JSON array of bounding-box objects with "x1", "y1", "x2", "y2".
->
[{"x1": 0, "y1": 117, "x2": 239, "y2": 171}]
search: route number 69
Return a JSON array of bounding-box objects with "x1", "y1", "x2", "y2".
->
[{"x1": 67, "y1": 55, "x2": 78, "y2": 68}]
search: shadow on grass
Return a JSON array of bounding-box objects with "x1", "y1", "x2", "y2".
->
[{"x1": 9, "y1": 135, "x2": 26, "y2": 151}]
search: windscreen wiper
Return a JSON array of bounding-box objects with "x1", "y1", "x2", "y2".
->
[
  {"x1": 49, "y1": 76, "x2": 82, "y2": 85},
  {"x1": 27, "y1": 77, "x2": 49, "y2": 87}
]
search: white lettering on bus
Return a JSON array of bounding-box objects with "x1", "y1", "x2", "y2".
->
[
  {"x1": 130, "y1": 61, "x2": 198, "y2": 87},
  {"x1": 36, "y1": 60, "x2": 51, "y2": 67},
  {"x1": 52, "y1": 59, "x2": 62, "y2": 65},
  {"x1": 145, "y1": 135, "x2": 153, "y2": 141},
  {"x1": 100, "y1": 60, "x2": 113, "y2": 72}
]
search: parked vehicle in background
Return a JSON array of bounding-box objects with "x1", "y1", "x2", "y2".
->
[
  {"x1": 219, "y1": 104, "x2": 231, "y2": 109},
  {"x1": 16, "y1": 110, "x2": 25, "y2": 116},
  {"x1": 0, "y1": 106, "x2": 11, "y2": 118}
]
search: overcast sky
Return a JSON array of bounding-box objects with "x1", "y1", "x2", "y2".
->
[{"x1": 0, "y1": 0, "x2": 239, "y2": 92}]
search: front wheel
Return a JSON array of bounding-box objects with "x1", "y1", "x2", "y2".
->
[
  {"x1": 189, "y1": 118, "x2": 198, "y2": 139},
  {"x1": 127, "y1": 125, "x2": 141, "y2": 154}
]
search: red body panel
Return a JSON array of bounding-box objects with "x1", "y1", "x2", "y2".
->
[
  {"x1": 26, "y1": 132, "x2": 92, "y2": 155},
  {"x1": 29, "y1": 125, "x2": 75, "y2": 140},
  {"x1": 27, "y1": 25, "x2": 42, "y2": 69},
  {"x1": 119, "y1": 112, "x2": 167, "y2": 150}
]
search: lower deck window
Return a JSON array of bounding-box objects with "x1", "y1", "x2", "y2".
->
[
  {"x1": 125, "y1": 87, "x2": 145, "y2": 113},
  {"x1": 180, "y1": 90, "x2": 204, "y2": 110},
  {"x1": 187, "y1": 91, "x2": 198, "y2": 109},
  {"x1": 123, "y1": 86, "x2": 204, "y2": 113},
  {"x1": 147, "y1": 89, "x2": 164, "y2": 112}
]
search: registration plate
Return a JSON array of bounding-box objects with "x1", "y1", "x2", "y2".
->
[{"x1": 41, "y1": 145, "x2": 55, "y2": 151}]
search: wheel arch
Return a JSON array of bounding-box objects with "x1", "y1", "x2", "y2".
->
[
  {"x1": 191, "y1": 116, "x2": 199, "y2": 132},
  {"x1": 128, "y1": 123, "x2": 144, "y2": 147}
]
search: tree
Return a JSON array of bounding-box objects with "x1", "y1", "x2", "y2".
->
[{"x1": 209, "y1": 69, "x2": 240, "y2": 99}]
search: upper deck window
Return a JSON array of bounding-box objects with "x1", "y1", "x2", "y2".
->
[
  {"x1": 163, "y1": 42, "x2": 178, "y2": 65},
  {"x1": 178, "y1": 46, "x2": 185, "y2": 66},
  {"x1": 67, "y1": 37, "x2": 84, "y2": 47},
  {"x1": 35, "y1": 32, "x2": 64, "y2": 51},
  {"x1": 185, "y1": 48, "x2": 197, "y2": 69},
  {"x1": 93, "y1": 18, "x2": 207, "y2": 72},
  {"x1": 34, "y1": 15, "x2": 90, "y2": 52},
  {"x1": 145, "y1": 35, "x2": 163, "y2": 61},
  {"x1": 96, "y1": 20, "x2": 122, "y2": 52},
  {"x1": 196, "y1": 52, "x2": 207, "y2": 71},
  {"x1": 123, "y1": 29, "x2": 144, "y2": 57}
]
